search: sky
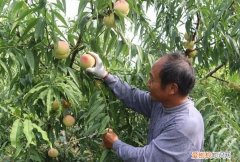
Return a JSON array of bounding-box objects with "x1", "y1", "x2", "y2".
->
[{"x1": 65, "y1": 0, "x2": 79, "y2": 19}]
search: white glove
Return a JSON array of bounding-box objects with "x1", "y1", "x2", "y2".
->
[{"x1": 86, "y1": 52, "x2": 108, "y2": 79}]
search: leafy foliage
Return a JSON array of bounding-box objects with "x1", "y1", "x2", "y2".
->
[
  {"x1": 0, "y1": 0, "x2": 239, "y2": 161},
  {"x1": 193, "y1": 77, "x2": 240, "y2": 161}
]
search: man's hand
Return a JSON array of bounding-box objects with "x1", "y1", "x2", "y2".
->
[
  {"x1": 86, "y1": 52, "x2": 108, "y2": 79},
  {"x1": 102, "y1": 128, "x2": 119, "y2": 149}
]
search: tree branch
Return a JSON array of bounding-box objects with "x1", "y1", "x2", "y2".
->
[
  {"x1": 204, "y1": 63, "x2": 225, "y2": 79},
  {"x1": 70, "y1": 45, "x2": 85, "y2": 67},
  {"x1": 69, "y1": 34, "x2": 82, "y2": 68},
  {"x1": 192, "y1": 12, "x2": 200, "y2": 41},
  {"x1": 210, "y1": 75, "x2": 229, "y2": 84}
]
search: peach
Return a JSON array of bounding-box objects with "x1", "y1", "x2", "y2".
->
[
  {"x1": 48, "y1": 148, "x2": 59, "y2": 158},
  {"x1": 52, "y1": 100, "x2": 60, "y2": 110},
  {"x1": 114, "y1": 0, "x2": 129, "y2": 16},
  {"x1": 103, "y1": 13, "x2": 115, "y2": 28},
  {"x1": 62, "y1": 99, "x2": 71, "y2": 109},
  {"x1": 63, "y1": 115, "x2": 75, "y2": 127},
  {"x1": 189, "y1": 50, "x2": 198, "y2": 58},
  {"x1": 53, "y1": 40, "x2": 70, "y2": 59},
  {"x1": 183, "y1": 41, "x2": 195, "y2": 50},
  {"x1": 80, "y1": 54, "x2": 96, "y2": 68}
]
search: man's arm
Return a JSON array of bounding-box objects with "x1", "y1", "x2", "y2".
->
[
  {"x1": 111, "y1": 126, "x2": 199, "y2": 162},
  {"x1": 85, "y1": 52, "x2": 154, "y2": 118},
  {"x1": 104, "y1": 74, "x2": 154, "y2": 118}
]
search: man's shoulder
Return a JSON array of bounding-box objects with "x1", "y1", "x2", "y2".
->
[
  {"x1": 177, "y1": 100, "x2": 203, "y2": 121},
  {"x1": 175, "y1": 104, "x2": 203, "y2": 129},
  {"x1": 173, "y1": 105, "x2": 204, "y2": 144}
]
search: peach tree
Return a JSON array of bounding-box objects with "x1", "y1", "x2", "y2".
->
[{"x1": 0, "y1": 0, "x2": 240, "y2": 161}]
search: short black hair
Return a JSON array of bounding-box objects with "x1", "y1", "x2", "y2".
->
[{"x1": 159, "y1": 52, "x2": 195, "y2": 96}]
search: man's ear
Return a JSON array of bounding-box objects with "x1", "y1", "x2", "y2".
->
[{"x1": 168, "y1": 83, "x2": 178, "y2": 95}]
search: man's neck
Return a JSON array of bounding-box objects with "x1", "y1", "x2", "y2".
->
[{"x1": 162, "y1": 96, "x2": 188, "y2": 108}]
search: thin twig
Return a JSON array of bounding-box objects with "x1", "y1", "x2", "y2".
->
[
  {"x1": 210, "y1": 75, "x2": 229, "y2": 84},
  {"x1": 69, "y1": 34, "x2": 82, "y2": 68},
  {"x1": 70, "y1": 45, "x2": 86, "y2": 68},
  {"x1": 204, "y1": 63, "x2": 225, "y2": 79},
  {"x1": 192, "y1": 12, "x2": 200, "y2": 41}
]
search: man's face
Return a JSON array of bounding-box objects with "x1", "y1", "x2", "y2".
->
[{"x1": 147, "y1": 57, "x2": 174, "y2": 102}]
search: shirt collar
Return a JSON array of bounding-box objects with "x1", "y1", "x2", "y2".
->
[{"x1": 162, "y1": 98, "x2": 193, "y2": 113}]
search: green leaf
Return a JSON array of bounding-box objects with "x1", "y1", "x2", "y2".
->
[
  {"x1": 0, "y1": 0, "x2": 6, "y2": 13},
  {"x1": 100, "y1": 150, "x2": 110, "y2": 162},
  {"x1": 53, "y1": 0, "x2": 65, "y2": 13},
  {"x1": 17, "y1": 6, "x2": 40, "y2": 21},
  {"x1": 19, "y1": 18, "x2": 38, "y2": 41},
  {"x1": 55, "y1": 82, "x2": 80, "y2": 105},
  {"x1": 217, "y1": 128, "x2": 228, "y2": 137},
  {"x1": 87, "y1": 104, "x2": 105, "y2": 123},
  {"x1": 46, "y1": 88, "x2": 53, "y2": 117},
  {"x1": 88, "y1": 92, "x2": 101, "y2": 108},
  {"x1": 227, "y1": 138, "x2": 237, "y2": 149},
  {"x1": 106, "y1": 34, "x2": 117, "y2": 55},
  {"x1": 147, "y1": 54, "x2": 154, "y2": 68},
  {"x1": 136, "y1": 45, "x2": 143, "y2": 73},
  {"x1": 78, "y1": 0, "x2": 88, "y2": 20},
  {"x1": 53, "y1": 10, "x2": 68, "y2": 26},
  {"x1": 30, "y1": 154, "x2": 42, "y2": 162},
  {"x1": 84, "y1": 123, "x2": 101, "y2": 135},
  {"x1": 23, "y1": 85, "x2": 49, "y2": 103},
  {"x1": 0, "y1": 59, "x2": 12, "y2": 80},
  {"x1": 222, "y1": 136, "x2": 233, "y2": 147},
  {"x1": 99, "y1": 116, "x2": 110, "y2": 134},
  {"x1": 33, "y1": 88, "x2": 48, "y2": 105},
  {"x1": 10, "y1": 21, "x2": 20, "y2": 34},
  {"x1": 10, "y1": 1, "x2": 24, "y2": 16},
  {"x1": 225, "y1": 35, "x2": 239, "y2": 55},
  {"x1": 62, "y1": 0, "x2": 66, "y2": 13},
  {"x1": 10, "y1": 119, "x2": 22, "y2": 148},
  {"x1": 25, "y1": 49, "x2": 35, "y2": 74},
  {"x1": 64, "y1": 77, "x2": 81, "y2": 92},
  {"x1": 88, "y1": 103, "x2": 105, "y2": 117},
  {"x1": 67, "y1": 67, "x2": 80, "y2": 87},
  {"x1": 34, "y1": 17, "x2": 46, "y2": 40},
  {"x1": 14, "y1": 144, "x2": 23, "y2": 158},
  {"x1": 12, "y1": 48, "x2": 26, "y2": 70},
  {"x1": 32, "y1": 123, "x2": 51, "y2": 146},
  {"x1": 195, "y1": 97, "x2": 207, "y2": 107},
  {"x1": 23, "y1": 119, "x2": 34, "y2": 147},
  {"x1": 206, "y1": 124, "x2": 221, "y2": 134}
]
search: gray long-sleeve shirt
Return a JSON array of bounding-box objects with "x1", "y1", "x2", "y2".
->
[{"x1": 104, "y1": 74, "x2": 204, "y2": 162}]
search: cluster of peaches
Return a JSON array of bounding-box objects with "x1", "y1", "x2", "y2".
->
[
  {"x1": 48, "y1": 41, "x2": 95, "y2": 158},
  {"x1": 53, "y1": 40, "x2": 95, "y2": 68},
  {"x1": 49, "y1": 36, "x2": 95, "y2": 159},
  {"x1": 47, "y1": 99, "x2": 75, "y2": 158},
  {"x1": 103, "y1": 0, "x2": 130, "y2": 28}
]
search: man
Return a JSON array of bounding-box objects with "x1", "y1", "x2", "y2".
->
[{"x1": 86, "y1": 51, "x2": 204, "y2": 162}]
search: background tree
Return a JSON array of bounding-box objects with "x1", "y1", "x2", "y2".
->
[{"x1": 0, "y1": 0, "x2": 239, "y2": 161}]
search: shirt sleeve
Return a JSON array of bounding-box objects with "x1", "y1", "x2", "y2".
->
[
  {"x1": 104, "y1": 74, "x2": 154, "y2": 118},
  {"x1": 112, "y1": 125, "x2": 200, "y2": 162}
]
